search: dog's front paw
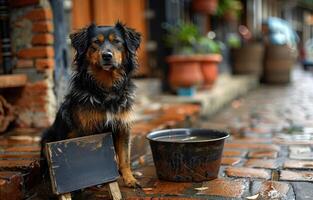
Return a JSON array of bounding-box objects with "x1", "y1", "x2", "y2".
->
[{"x1": 121, "y1": 169, "x2": 141, "y2": 188}]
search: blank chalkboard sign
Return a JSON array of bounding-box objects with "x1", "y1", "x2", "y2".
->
[{"x1": 46, "y1": 133, "x2": 119, "y2": 195}]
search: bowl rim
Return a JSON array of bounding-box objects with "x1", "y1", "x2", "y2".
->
[{"x1": 146, "y1": 128, "x2": 230, "y2": 143}]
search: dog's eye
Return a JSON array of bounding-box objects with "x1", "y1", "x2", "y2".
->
[
  {"x1": 94, "y1": 40, "x2": 101, "y2": 44},
  {"x1": 113, "y1": 39, "x2": 122, "y2": 44}
]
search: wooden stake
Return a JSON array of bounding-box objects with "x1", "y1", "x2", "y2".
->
[
  {"x1": 58, "y1": 193, "x2": 72, "y2": 200},
  {"x1": 108, "y1": 181, "x2": 122, "y2": 200}
]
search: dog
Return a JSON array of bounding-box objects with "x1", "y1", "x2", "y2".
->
[{"x1": 40, "y1": 22, "x2": 141, "y2": 187}]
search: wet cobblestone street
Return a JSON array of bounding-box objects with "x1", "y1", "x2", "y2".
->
[
  {"x1": 2, "y1": 68, "x2": 313, "y2": 200},
  {"x1": 88, "y1": 68, "x2": 313, "y2": 200},
  {"x1": 196, "y1": 68, "x2": 313, "y2": 199},
  {"x1": 202, "y1": 68, "x2": 313, "y2": 134}
]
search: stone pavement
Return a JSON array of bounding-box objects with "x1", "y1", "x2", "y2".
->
[
  {"x1": 1, "y1": 69, "x2": 313, "y2": 199},
  {"x1": 113, "y1": 68, "x2": 313, "y2": 200},
  {"x1": 0, "y1": 103, "x2": 200, "y2": 200}
]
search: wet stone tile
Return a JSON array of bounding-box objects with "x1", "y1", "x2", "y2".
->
[
  {"x1": 250, "y1": 181, "x2": 294, "y2": 200},
  {"x1": 291, "y1": 182, "x2": 313, "y2": 200},
  {"x1": 289, "y1": 146, "x2": 313, "y2": 160},
  {"x1": 223, "y1": 150, "x2": 247, "y2": 157},
  {"x1": 225, "y1": 167, "x2": 271, "y2": 179},
  {"x1": 224, "y1": 143, "x2": 280, "y2": 151},
  {"x1": 143, "y1": 180, "x2": 192, "y2": 195},
  {"x1": 248, "y1": 150, "x2": 278, "y2": 159},
  {"x1": 221, "y1": 157, "x2": 242, "y2": 166},
  {"x1": 284, "y1": 160, "x2": 313, "y2": 170},
  {"x1": 280, "y1": 170, "x2": 313, "y2": 182},
  {"x1": 289, "y1": 152, "x2": 313, "y2": 160},
  {"x1": 244, "y1": 159, "x2": 281, "y2": 169},
  {"x1": 198, "y1": 178, "x2": 248, "y2": 198}
]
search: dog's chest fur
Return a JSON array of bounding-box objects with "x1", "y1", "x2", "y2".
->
[{"x1": 74, "y1": 107, "x2": 132, "y2": 132}]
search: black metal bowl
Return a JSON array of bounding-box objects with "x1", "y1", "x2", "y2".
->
[{"x1": 146, "y1": 128, "x2": 229, "y2": 182}]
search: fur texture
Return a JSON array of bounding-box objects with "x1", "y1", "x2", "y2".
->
[{"x1": 40, "y1": 22, "x2": 141, "y2": 187}]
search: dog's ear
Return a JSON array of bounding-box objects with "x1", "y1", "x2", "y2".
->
[
  {"x1": 115, "y1": 21, "x2": 141, "y2": 54},
  {"x1": 70, "y1": 23, "x2": 96, "y2": 58}
]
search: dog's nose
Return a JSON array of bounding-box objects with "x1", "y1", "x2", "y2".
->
[{"x1": 102, "y1": 52, "x2": 113, "y2": 61}]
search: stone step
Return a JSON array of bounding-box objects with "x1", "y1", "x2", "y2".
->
[{"x1": 159, "y1": 74, "x2": 259, "y2": 117}]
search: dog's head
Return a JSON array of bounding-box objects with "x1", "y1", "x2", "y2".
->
[{"x1": 70, "y1": 22, "x2": 141, "y2": 84}]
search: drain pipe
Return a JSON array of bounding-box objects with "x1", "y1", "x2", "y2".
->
[{"x1": 0, "y1": 0, "x2": 12, "y2": 74}]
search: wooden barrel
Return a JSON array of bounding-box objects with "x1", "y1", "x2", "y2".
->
[
  {"x1": 264, "y1": 45, "x2": 295, "y2": 84},
  {"x1": 231, "y1": 43, "x2": 264, "y2": 76}
]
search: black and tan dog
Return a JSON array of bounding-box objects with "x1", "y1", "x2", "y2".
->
[{"x1": 40, "y1": 22, "x2": 141, "y2": 187}]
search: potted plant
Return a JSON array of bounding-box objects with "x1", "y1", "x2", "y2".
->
[
  {"x1": 216, "y1": 0, "x2": 242, "y2": 22},
  {"x1": 164, "y1": 22, "x2": 203, "y2": 91},
  {"x1": 196, "y1": 36, "x2": 222, "y2": 87},
  {"x1": 164, "y1": 22, "x2": 222, "y2": 92},
  {"x1": 192, "y1": 0, "x2": 219, "y2": 15}
]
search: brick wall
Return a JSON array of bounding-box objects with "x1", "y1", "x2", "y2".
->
[{"x1": 8, "y1": 0, "x2": 56, "y2": 128}]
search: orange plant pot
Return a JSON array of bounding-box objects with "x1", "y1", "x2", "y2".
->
[
  {"x1": 200, "y1": 54, "x2": 222, "y2": 87},
  {"x1": 192, "y1": 0, "x2": 219, "y2": 14},
  {"x1": 167, "y1": 55, "x2": 204, "y2": 89}
]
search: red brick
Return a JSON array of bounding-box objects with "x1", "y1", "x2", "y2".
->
[
  {"x1": 32, "y1": 21, "x2": 54, "y2": 33},
  {"x1": 32, "y1": 33, "x2": 54, "y2": 45},
  {"x1": 0, "y1": 74, "x2": 27, "y2": 88},
  {"x1": 17, "y1": 47, "x2": 54, "y2": 59},
  {"x1": 223, "y1": 150, "x2": 247, "y2": 157},
  {"x1": 4, "y1": 145, "x2": 41, "y2": 153},
  {"x1": 280, "y1": 170, "x2": 313, "y2": 182},
  {"x1": 132, "y1": 122, "x2": 165, "y2": 136},
  {"x1": 244, "y1": 159, "x2": 280, "y2": 169},
  {"x1": 225, "y1": 143, "x2": 280, "y2": 151},
  {"x1": 0, "y1": 160, "x2": 38, "y2": 170},
  {"x1": 248, "y1": 150, "x2": 278, "y2": 158},
  {"x1": 198, "y1": 178, "x2": 247, "y2": 198},
  {"x1": 23, "y1": 81, "x2": 48, "y2": 92},
  {"x1": 151, "y1": 113, "x2": 185, "y2": 128},
  {"x1": 0, "y1": 138, "x2": 38, "y2": 146},
  {"x1": 225, "y1": 167, "x2": 271, "y2": 179},
  {"x1": 144, "y1": 181, "x2": 192, "y2": 195},
  {"x1": 221, "y1": 157, "x2": 241, "y2": 166},
  {"x1": 254, "y1": 181, "x2": 290, "y2": 200},
  {"x1": 0, "y1": 171, "x2": 23, "y2": 200},
  {"x1": 8, "y1": 128, "x2": 42, "y2": 137},
  {"x1": 0, "y1": 153, "x2": 40, "y2": 159},
  {"x1": 25, "y1": 8, "x2": 53, "y2": 21},
  {"x1": 162, "y1": 104, "x2": 200, "y2": 116},
  {"x1": 16, "y1": 59, "x2": 33, "y2": 68},
  {"x1": 35, "y1": 58, "x2": 55, "y2": 71},
  {"x1": 284, "y1": 160, "x2": 313, "y2": 170},
  {"x1": 10, "y1": 0, "x2": 39, "y2": 7}
]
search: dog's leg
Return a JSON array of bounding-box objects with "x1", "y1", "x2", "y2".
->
[{"x1": 114, "y1": 126, "x2": 139, "y2": 187}]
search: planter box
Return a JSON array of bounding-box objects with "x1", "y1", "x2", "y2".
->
[
  {"x1": 231, "y1": 43, "x2": 264, "y2": 77},
  {"x1": 264, "y1": 45, "x2": 295, "y2": 84}
]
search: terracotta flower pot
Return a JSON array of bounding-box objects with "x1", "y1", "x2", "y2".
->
[
  {"x1": 192, "y1": 0, "x2": 218, "y2": 14},
  {"x1": 200, "y1": 54, "x2": 222, "y2": 87},
  {"x1": 167, "y1": 55, "x2": 204, "y2": 89}
]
